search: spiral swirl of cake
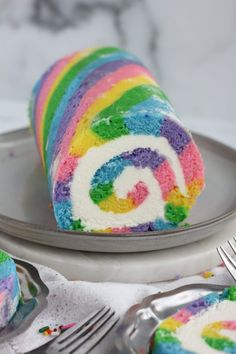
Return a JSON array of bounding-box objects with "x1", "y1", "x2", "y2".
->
[{"x1": 29, "y1": 47, "x2": 205, "y2": 233}]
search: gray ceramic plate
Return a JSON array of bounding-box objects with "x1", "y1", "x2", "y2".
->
[
  {"x1": 0, "y1": 128, "x2": 236, "y2": 253},
  {"x1": 0, "y1": 257, "x2": 49, "y2": 344},
  {"x1": 115, "y1": 283, "x2": 227, "y2": 354}
]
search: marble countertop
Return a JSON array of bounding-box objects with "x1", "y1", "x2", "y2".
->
[{"x1": 0, "y1": 0, "x2": 236, "y2": 131}]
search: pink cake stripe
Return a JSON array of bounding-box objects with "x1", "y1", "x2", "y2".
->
[
  {"x1": 54, "y1": 153, "x2": 78, "y2": 182},
  {"x1": 154, "y1": 160, "x2": 176, "y2": 199},
  {"x1": 111, "y1": 227, "x2": 131, "y2": 233},
  {"x1": 35, "y1": 53, "x2": 80, "y2": 156},
  {"x1": 128, "y1": 181, "x2": 149, "y2": 206},
  {"x1": 172, "y1": 308, "x2": 193, "y2": 323},
  {"x1": 0, "y1": 292, "x2": 5, "y2": 302},
  {"x1": 222, "y1": 321, "x2": 236, "y2": 330},
  {"x1": 179, "y1": 141, "x2": 204, "y2": 185},
  {"x1": 54, "y1": 64, "x2": 153, "y2": 178}
]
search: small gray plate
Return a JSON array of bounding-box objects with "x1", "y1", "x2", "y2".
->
[
  {"x1": 115, "y1": 283, "x2": 227, "y2": 354},
  {"x1": 0, "y1": 128, "x2": 236, "y2": 253},
  {"x1": 0, "y1": 257, "x2": 49, "y2": 344}
]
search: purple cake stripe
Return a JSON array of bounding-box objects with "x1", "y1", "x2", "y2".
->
[
  {"x1": 0, "y1": 274, "x2": 14, "y2": 296},
  {"x1": 131, "y1": 222, "x2": 155, "y2": 232},
  {"x1": 186, "y1": 298, "x2": 209, "y2": 315},
  {"x1": 49, "y1": 59, "x2": 140, "y2": 167},
  {"x1": 54, "y1": 178, "x2": 72, "y2": 202},
  {"x1": 160, "y1": 117, "x2": 191, "y2": 154},
  {"x1": 122, "y1": 148, "x2": 165, "y2": 170}
]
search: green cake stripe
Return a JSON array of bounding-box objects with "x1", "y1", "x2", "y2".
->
[
  {"x1": 42, "y1": 47, "x2": 119, "y2": 162},
  {"x1": 203, "y1": 336, "x2": 235, "y2": 351},
  {"x1": 0, "y1": 250, "x2": 10, "y2": 264},
  {"x1": 91, "y1": 84, "x2": 168, "y2": 140},
  {"x1": 90, "y1": 182, "x2": 113, "y2": 204},
  {"x1": 164, "y1": 203, "x2": 189, "y2": 224},
  {"x1": 154, "y1": 328, "x2": 180, "y2": 344},
  {"x1": 72, "y1": 219, "x2": 85, "y2": 231},
  {"x1": 227, "y1": 286, "x2": 236, "y2": 301}
]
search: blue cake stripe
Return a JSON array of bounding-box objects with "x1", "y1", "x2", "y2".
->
[
  {"x1": 124, "y1": 97, "x2": 169, "y2": 136},
  {"x1": 0, "y1": 259, "x2": 16, "y2": 281},
  {"x1": 91, "y1": 156, "x2": 131, "y2": 187},
  {"x1": 153, "y1": 342, "x2": 194, "y2": 354},
  {"x1": 53, "y1": 201, "x2": 73, "y2": 229}
]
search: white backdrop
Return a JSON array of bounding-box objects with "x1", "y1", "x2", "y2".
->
[{"x1": 0, "y1": 0, "x2": 235, "y2": 142}]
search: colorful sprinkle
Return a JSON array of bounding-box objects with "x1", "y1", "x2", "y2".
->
[
  {"x1": 60, "y1": 322, "x2": 76, "y2": 331},
  {"x1": 39, "y1": 322, "x2": 76, "y2": 337},
  {"x1": 201, "y1": 271, "x2": 214, "y2": 279},
  {"x1": 38, "y1": 326, "x2": 50, "y2": 333}
]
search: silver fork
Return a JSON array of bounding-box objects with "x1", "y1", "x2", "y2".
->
[
  {"x1": 217, "y1": 236, "x2": 236, "y2": 281},
  {"x1": 38, "y1": 306, "x2": 119, "y2": 354}
]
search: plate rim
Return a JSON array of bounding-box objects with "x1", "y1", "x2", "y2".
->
[{"x1": 0, "y1": 128, "x2": 236, "y2": 247}]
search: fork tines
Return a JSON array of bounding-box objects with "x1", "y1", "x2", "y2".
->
[
  {"x1": 46, "y1": 306, "x2": 119, "y2": 354},
  {"x1": 217, "y1": 236, "x2": 236, "y2": 281}
]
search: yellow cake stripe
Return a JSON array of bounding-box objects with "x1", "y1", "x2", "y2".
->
[
  {"x1": 166, "y1": 179, "x2": 204, "y2": 208},
  {"x1": 159, "y1": 318, "x2": 183, "y2": 331},
  {"x1": 99, "y1": 193, "x2": 135, "y2": 213}
]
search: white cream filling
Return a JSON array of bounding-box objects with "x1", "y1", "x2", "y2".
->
[
  {"x1": 70, "y1": 135, "x2": 186, "y2": 230},
  {"x1": 176, "y1": 300, "x2": 236, "y2": 354}
]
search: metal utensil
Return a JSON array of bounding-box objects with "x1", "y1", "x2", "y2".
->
[
  {"x1": 36, "y1": 306, "x2": 119, "y2": 354},
  {"x1": 217, "y1": 237, "x2": 236, "y2": 281}
]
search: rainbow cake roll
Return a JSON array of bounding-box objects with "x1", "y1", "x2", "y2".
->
[
  {"x1": 152, "y1": 286, "x2": 236, "y2": 354},
  {"x1": 0, "y1": 250, "x2": 21, "y2": 328},
  {"x1": 29, "y1": 47, "x2": 204, "y2": 233}
]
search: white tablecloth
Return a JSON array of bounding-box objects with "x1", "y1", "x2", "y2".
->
[{"x1": 0, "y1": 261, "x2": 234, "y2": 354}]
